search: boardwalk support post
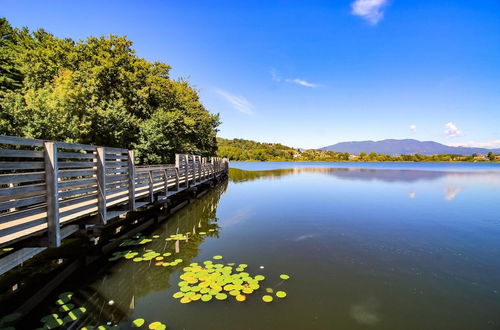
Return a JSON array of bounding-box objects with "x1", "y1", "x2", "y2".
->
[
  {"x1": 44, "y1": 142, "x2": 61, "y2": 248},
  {"x1": 127, "y1": 150, "x2": 136, "y2": 210},
  {"x1": 96, "y1": 147, "x2": 107, "y2": 224}
]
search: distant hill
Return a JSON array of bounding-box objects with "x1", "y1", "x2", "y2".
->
[{"x1": 320, "y1": 139, "x2": 500, "y2": 156}]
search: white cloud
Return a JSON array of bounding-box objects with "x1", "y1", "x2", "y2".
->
[
  {"x1": 351, "y1": 0, "x2": 389, "y2": 25},
  {"x1": 271, "y1": 70, "x2": 320, "y2": 88},
  {"x1": 448, "y1": 140, "x2": 500, "y2": 149},
  {"x1": 444, "y1": 122, "x2": 464, "y2": 138},
  {"x1": 409, "y1": 124, "x2": 417, "y2": 133},
  {"x1": 214, "y1": 88, "x2": 254, "y2": 115},
  {"x1": 285, "y1": 78, "x2": 319, "y2": 88}
]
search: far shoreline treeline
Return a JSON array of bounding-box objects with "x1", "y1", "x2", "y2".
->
[{"x1": 217, "y1": 138, "x2": 500, "y2": 163}]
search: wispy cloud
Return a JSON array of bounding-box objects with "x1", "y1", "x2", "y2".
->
[
  {"x1": 448, "y1": 140, "x2": 500, "y2": 149},
  {"x1": 444, "y1": 122, "x2": 464, "y2": 138},
  {"x1": 351, "y1": 0, "x2": 389, "y2": 25},
  {"x1": 271, "y1": 70, "x2": 320, "y2": 88},
  {"x1": 409, "y1": 124, "x2": 417, "y2": 133},
  {"x1": 214, "y1": 88, "x2": 254, "y2": 114},
  {"x1": 285, "y1": 78, "x2": 319, "y2": 88}
]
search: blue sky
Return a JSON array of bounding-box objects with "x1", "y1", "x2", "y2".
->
[{"x1": 2, "y1": 0, "x2": 500, "y2": 149}]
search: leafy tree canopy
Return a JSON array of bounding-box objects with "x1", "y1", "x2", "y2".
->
[{"x1": 0, "y1": 17, "x2": 219, "y2": 164}]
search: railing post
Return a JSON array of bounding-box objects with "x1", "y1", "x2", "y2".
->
[
  {"x1": 148, "y1": 171, "x2": 154, "y2": 203},
  {"x1": 184, "y1": 154, "x2": 190, "y2": 188},
  {"x1": 44, "y1": 142, "x2": 61, "y2": 247},
  {"x1": 197, "y1": 156, "x2": 202, "y2": 182},
  {"x1": 96, "y1": 147, "x2": 107, "y2": 224},
  {"x1": 174, "y1": 167, "x2": 180, "y2": 191},
  {"x1": 127, "y1": 150, "x2": 135, "y2": 210},
  {"x1": 163, "y1": 168, "x2": 169, "y2": 196}
]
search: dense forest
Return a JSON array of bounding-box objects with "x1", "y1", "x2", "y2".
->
[
  {"x1": 0, "y1": 18, "x2": 219, "y2": 164},
  {"x1": 217, "y1": 138, "x2": 499, "y2": 162}
]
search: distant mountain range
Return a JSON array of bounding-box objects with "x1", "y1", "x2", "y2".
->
[{"x1": 320, "y1": 139, "x2": 500, "y2": 156}]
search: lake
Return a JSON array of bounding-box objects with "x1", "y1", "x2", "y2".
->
[{"x1": 13, "y1": 162, "x2": 500, "y2": 329}]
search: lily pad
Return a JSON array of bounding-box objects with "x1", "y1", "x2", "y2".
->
[
  {"x1": 132, "y1": 318, "x2": 145, "y2": 327},
  {"x1": 149, "y1": 321, "x2": 165, "y2": 329},
  {"x1": 201, "y1": 294, "x2": 212, "y2": 302},
  {"x1": 212, "y1": 255, "x2": 223, "y2": 260},
  {"x1": 180, "y1": 297, "x2": 191, "y2": 304},
  {"x1": 236, "y1": 294, "x2": 246, "y2": 302},
  {"x1": 63, "y1": 307, "x2": 86, "y2": 322},
  {"x1": 276, "y1": 291, "x2": 287, "y2": 298},
  {"x1": 0, "y1": 313, "x2": 21, "y2": 326},
  {"x1": 59, "y1": 303, "x2": 75, "y2": 312},
  {"x1": 40, "y1": 314, "x2": 63, "y2": 329},
  {"x1": 280, "y1": 274, "x2": 290, "y2": 280},
  {"x1": 215, "y1": 293, "x2": 227, "y2": 300},
  {"x1": 262, "y1": 295, "x2": 273, "y2": 303},
  {"x1": 173, "y1": 292, "x2": 184, "y2": 299}
]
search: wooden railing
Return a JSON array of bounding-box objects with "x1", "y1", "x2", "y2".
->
[{"x1": 0, "y1": 136, "x2": 228, "y2": 248}]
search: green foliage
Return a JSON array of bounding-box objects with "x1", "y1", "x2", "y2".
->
[
  {"x1": 0, "y1": 18, "x2": 219, "y2": 164},
  {"x1": 217, "y1": 138, "x2": 498, "y2": 162}
]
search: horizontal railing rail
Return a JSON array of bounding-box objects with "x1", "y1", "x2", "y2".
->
[{"x1": 0, "y1": 135, "x2": 228, "y2": 248}]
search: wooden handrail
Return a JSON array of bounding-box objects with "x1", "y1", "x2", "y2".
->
[{"x1": 0, "y1": 135, "x2": 228, "y2": 248}]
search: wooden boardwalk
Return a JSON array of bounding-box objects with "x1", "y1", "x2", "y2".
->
[{"x1": 0, "y1": 135, "x2": 228, "y2": 249}]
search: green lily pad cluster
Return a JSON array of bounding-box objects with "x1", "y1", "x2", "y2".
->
[
  {"x1": 131, "y1": 319, "x2": 166, "y2": 329},
  {"x1": 80, "y1": 318, "x2": 166, "y2": 330},
  {"x1": 0, "y1": 312, "x2": 21, "y2": 329},
  {"x1": 119, "y1": 235, "x2": 157, "y2": 247},
  {"x1": 171, "y1": 255, "x2": 291, "y2": 304},
  {"x1": 36, "y1": 292, "x2": 86, "y2": 329},
  {"x1": 165, "y1": 233, "x2": 188, "y2": 241}
]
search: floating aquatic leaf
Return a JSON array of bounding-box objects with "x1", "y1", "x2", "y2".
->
[
  {"x1": 199, "y1": 232, "x2": 207, "y2": 235},
  {"x1": 56, "y1": 292, "x2": 73, "y2": 305},
  {"x1": 173, "y1": 292, "x2": 184, "y2": 299},
  {"x1": 236, "y1": 294, "x2": 246, "y2": 302},
  {"x1": 180, "y1": 297, "x2": 191, "y2": 304},
  {"x1": 163, "y1": 252, "x2": 172, "y2": 257},
  {"x1": 149, "y1": 322, "x2": 166, "y2": 330},
  {"x1": 265, "y1": 288, "x2": 274, "y2": 293},
  {"x1": 59, "y1": 303, "x2": 75, "y2": 312},
  {"x1": 255, "y1": 275, "x2": 265, "y2": 281},
  {"x1": 262, "y1": 295, "x2": 273, "y2": 303},
  {"x1": 280, "y1": 274, "x2": 290, "y2": 280},
  {"x1": 191, "y1": 294, "x2": 202, "y2": 301},
  {"x1": 184, "y1": 292, "x2": 195, "y2": 298},
  {"x1": 242, "y1": 287, "x2": 254, "y2": 294},
  {"x1": 40, "y1": 314, "x2": 63, "y2": 329},
  {"x1": 212, "y1": 255, "x2": 223, "y2": 260},
  {"x1": 0, "y1": 313, "x2": 21, "y2": 326},
  {"x1": 215, "y1": 293, "x2": 227, "y2": 300},
  {"x1": 201, "y1": 294, "x2": 212, "y2": 302},
  {"x1": 276, "y1": 291, "x2": 287, "y2": 298},
  {"x1": 132, "y1": 318, "x2": 145, "y2": 327},
  {"x1": 63, "y1": 307, "x2": 86, "y2": 322},
  {"x1": 152, "y1": 235, "x2": 160, "y2": 238}
]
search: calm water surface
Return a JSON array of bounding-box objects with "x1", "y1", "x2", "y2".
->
[{"x1": 26, "y1": 162, "x2": 500, "y2": 329}]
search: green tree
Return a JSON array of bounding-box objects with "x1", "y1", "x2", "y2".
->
[{"x1": 0, "y1": 18, "x2": 219, "y2": 164}]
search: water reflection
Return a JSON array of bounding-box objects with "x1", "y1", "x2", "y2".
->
[
  {"x1": 229, "y1": 167, "x2": 499, "y2": 184},
  {"x1": 229, "y1": 167, "x2": 500, "y2": 201},
  {"x1": 20, "y1": 181, "x2": 228, "y2": 329}
]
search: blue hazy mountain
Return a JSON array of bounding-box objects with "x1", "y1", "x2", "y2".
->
[{"x1": 320, "y1": 139, "x2": 500, "y2": 156}]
